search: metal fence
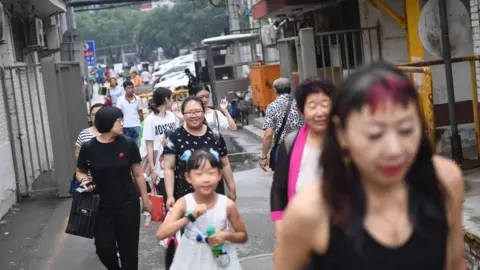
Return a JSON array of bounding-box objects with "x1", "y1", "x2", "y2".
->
[
  {"x1": 0, "y1": 60, "x2": 88, "y2": 199},
  {"x1": 314, "y1": 26, "x2": 382, "y2": 82},
  {"x1": 0, "y1": 64, "x2": 54, "y2": 197}
]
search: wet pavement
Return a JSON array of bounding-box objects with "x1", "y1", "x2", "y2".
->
[
  {"x1": 0, "y1": 168, "x2": 274, "y2": 270},
  {"x1": 0, "y1": 123, "x2": 274, "y2": 270}
]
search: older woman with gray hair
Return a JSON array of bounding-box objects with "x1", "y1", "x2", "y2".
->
[{"x1": 260, "y1": 77, "x2": 305, "y2": 171}]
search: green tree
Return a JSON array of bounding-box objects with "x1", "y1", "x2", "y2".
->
[
  {"x1": 76, "y1": 2, "x2": 231, "y2": 61},
  {"x1": 134, "y1": 2, "x2": 229, "y2": 58},
  {"x1": 76, "y1": 8, "x2": 143, "y2": 64}
]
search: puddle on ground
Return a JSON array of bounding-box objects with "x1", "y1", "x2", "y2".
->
[{"x1": 225, "y1": 134, "x2": 260, "y2": 172}]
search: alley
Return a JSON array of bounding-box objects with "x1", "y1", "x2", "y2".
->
[{"x1": 0, "y1": 127, "x2": 275, "y2": 270}]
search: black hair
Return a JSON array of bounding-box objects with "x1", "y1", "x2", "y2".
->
[
  {"x1": 94, "y1": 106, "x2": 123, "y2": 133},
  {"x1": 295, "y1": 77, "x2": 336, "y2": 114},
  {"x1": 123, "y1": 80, "x2": 134, "y2": 88},
  {"x1": 189, "y1": 83, "x2": 210, "y2": 97},
  {"x1": 321, "y1": 62, "x2": 445, "y2": 249},
  {"x1": 89, "y1": 103, "x2": 103, "y2": 115},
  {"x1": 186, "y1": 148, "x2": 222, "y2": 172},
  {"x1": 181, "y1": 96, "x2": 205, "y2": 114},
  {"x1": 149, "y1": 87, "x2": 173, "y2": 114},
  {"x1": 185, "y1": 68, "x2": 191, "y2": 74}
]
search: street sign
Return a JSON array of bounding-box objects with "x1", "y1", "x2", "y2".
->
[{"x1": 83, "y1": 40, "x2": 96, "y2": 67}]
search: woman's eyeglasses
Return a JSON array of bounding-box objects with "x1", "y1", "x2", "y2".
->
[{"x1": 184, "y1": 110, "x2": 204, "y2": 116}]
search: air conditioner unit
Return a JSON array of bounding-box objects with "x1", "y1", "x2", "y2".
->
[
  {"x1": 261, "y1": 25, "x2": 277, "y2": 47},
  {"x1": 27, "y1": 18, "x2": 45, "y2": 48}
]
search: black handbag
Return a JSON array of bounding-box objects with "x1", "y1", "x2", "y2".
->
[
  {"x1": 269, "y1": 100, "x2": 293, "y2": 171},
  {"x1": 65, "y1": 191, "x2": 101, "y2": 239}
]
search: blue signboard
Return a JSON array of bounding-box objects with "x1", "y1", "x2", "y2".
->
[{"x1": 83, "y1": 40, "x2": 96, "y2": 67}]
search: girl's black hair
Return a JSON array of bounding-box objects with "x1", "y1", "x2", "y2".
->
[
  {"x1": 321, "y1": 62, "x2": 445, "y2": 249},
  {"x1": 149, "y1": 87, "x2": 173, "y2": 114},
  {"x1": 186, "y1": 148, "x2": 222, "y2": 172},
  {"x1": 94, "y1": 106, "x2": 123, "y2": 133},
  {"x1": 181, "y1": 96, "x2": 205, "y2": 114},
  {"x1": 189, "y1": 83, "x2": 210, "y2": 97},
  {"x1": 90, "y1": 103, "x2": 103, "y2": 115},
  {"x1": 295, "y1": 77, "x2": 336, "y2": 114}
]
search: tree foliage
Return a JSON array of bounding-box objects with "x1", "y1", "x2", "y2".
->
[
  {"x1": 76, "y1": 2, "x2": 229, "y2": 62},
  {"x1": 134, "y1": 2, "x2": 229, "y2": 59},
  {"x1": 76, "y1": 8, "x2": 143, "y2": 63}
]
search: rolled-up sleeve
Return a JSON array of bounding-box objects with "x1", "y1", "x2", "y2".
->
[{"x1": 270, "y1": 141, "x2": 289, "y2": 221}]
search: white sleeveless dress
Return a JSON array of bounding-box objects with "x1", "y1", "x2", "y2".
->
[{"x1": 170, "y1": 193, "x2": 242, "y2": 270}]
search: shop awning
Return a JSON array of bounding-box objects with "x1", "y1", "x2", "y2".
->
[{"x1": 252, "y1": 0, "x2": 339, "y2": 20}]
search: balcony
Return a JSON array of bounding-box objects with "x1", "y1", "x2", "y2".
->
[{"x1": 252, "y1": 0, "x2": 339, "y2": 19}]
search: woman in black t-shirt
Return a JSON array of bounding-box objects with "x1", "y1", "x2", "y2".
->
[
  {"x1": 163, "y1": 96, "x2": 237, "y2": 210},
  {"x1": 76, "y1": 106, "x2": 152, "y2": 270}
]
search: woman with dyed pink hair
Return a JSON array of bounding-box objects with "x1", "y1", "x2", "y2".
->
[
  {"x1": 273, "y1": 63, "x2": 465, "y2": 270},
  {"x1": 270, "y1": 77, "x2": 335, "y2": 237}
]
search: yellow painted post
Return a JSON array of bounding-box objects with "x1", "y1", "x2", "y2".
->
[
  {"x1": 404, "y1": 0, "x2": 424, "y2": 80},
  {"x1": 470, "y1": 60, "x2": 480, "y2": 158},
  {"x1": 422, "y1": 69, "x2": 435, "y2": 150}
]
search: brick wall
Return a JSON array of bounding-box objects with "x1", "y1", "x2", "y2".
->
[
  {"x1": 0, "y1": 11, "x2": 54, "y2": 219},
  {"x1": 472, "y1": 0, "x2": 480, "y2": 96}
]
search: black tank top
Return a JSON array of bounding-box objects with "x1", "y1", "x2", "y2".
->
[{"x1": 310, "y1": 221, "x2": 448, "y2": 270}]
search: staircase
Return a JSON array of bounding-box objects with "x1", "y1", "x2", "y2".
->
[{"x1": 243, "y1": 118, "x2": 265, "y2": 141}]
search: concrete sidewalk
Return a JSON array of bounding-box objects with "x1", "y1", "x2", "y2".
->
[{"x1": 240, "y1": 254, "x2": 272, "y2": 269}]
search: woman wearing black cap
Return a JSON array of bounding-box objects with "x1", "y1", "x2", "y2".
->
[{"x1": 76, "y1": 106, "x2": 152, "y2": 270}]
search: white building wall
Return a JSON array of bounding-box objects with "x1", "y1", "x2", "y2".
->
[
  {"x1": 358, "y1": 0, "x2": 476, "y2": 151},
  {"x1": 0, "y1": 11, "x2": 54, "y2": 219},
  {"x1": 0, "y1": 12, "x2": 17, "y2": 219}
]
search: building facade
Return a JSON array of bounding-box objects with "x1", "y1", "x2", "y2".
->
[{"x1": 0, "y1": 0, "x2": 67, "y2": 219}]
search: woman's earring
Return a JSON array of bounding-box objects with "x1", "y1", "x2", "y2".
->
[{"x1": 343, "y1": 151, "x2": 351, "y2": 165}]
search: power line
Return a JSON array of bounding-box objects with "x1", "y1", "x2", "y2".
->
[
  {"x1": 74, "y1": 2, "x2": 142, "y2": 12},
  {"x1": 68, "y1": 0, "x2": 149, "y2": 7}
]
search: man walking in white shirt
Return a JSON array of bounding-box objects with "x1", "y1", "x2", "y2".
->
[
  {"x1": 141, "y1": 69, "x2": 151, "y2": 85},
  {"x1": 116, "y1": 80, "x2": 144, "y2": 143}
]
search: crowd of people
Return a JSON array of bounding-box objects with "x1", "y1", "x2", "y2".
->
[{"x1": 73, "y1": 62, "x2": 466, "y2": 270}]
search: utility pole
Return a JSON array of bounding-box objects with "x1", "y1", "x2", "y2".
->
[
  {"x1": 66, "y1": 0, "x2": 75, "y2": 61},
  {"x1": 438, "y1": 0, "x2": 463, "y2": 163},
  {"x1": 227, "y1": 0, "x2": 240, "y2": 32}
]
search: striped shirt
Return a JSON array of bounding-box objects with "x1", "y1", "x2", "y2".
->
[
  {"x1": 75, "y1": 128, "x2": 96, "y2": 148},
  {"x1": 75, "y1": 128, "x2": 96, "y2": 179}
]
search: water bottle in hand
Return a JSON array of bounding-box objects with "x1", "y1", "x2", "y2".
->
[
  {"x1": 143, "y1": 212, "x2": 151, "y2": 228},
  {"x1": 206, "y1": 226, "x2": 230, "y2": 267}
]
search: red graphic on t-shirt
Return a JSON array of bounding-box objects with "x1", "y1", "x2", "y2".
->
[{"x1": 119, "y1": 152, "x2": 124, "y2": 157}]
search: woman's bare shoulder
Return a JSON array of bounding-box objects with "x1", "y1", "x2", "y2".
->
[
  {"x1": 432, "y1": 155, "x2": 463, "y2": 189},
  {"x1": 432, "y1": 155, "x2": 464, "y2": 207}
]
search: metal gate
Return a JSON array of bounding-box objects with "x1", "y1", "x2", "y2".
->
[
  {"x1": 278, "y1": 26, "x2": 383, "y2": 86},
  {"x1": 314, "y1": 26, "x2": 382, "y2": 82},
  {"x1": 0, "y1": 59, "x2": 88, "y2": 199},
  {"x1": 0, "y1": 64, "x2": 54, "y2": 198}
]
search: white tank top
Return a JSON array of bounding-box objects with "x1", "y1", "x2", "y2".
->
[{"x1": 184, "y1": 193, "x2": 228, "y2": 235}]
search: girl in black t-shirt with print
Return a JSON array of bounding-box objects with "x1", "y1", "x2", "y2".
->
[{"x1": 162, "y1": 96, "x2": 237, "y2": 269}]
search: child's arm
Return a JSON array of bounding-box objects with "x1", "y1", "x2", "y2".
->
[
  {"x1": 155, "y1": 198, "x2": 188, "y2": 241},
  {"x1": 209, "y1": 199, "x2": 248, "y2": 246}
]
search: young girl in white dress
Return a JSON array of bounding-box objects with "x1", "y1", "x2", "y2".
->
[{"x1": 156, "y1": 148, "x2": 247, "y2": 270}]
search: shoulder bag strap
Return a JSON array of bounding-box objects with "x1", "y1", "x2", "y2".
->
[{"x1": 273, "y1": 100, "x2": 293, "y2": 146}]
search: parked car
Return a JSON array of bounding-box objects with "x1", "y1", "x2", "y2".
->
[{"x1": 154, "y1": 72, "x2": 189, "y2": 91}]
